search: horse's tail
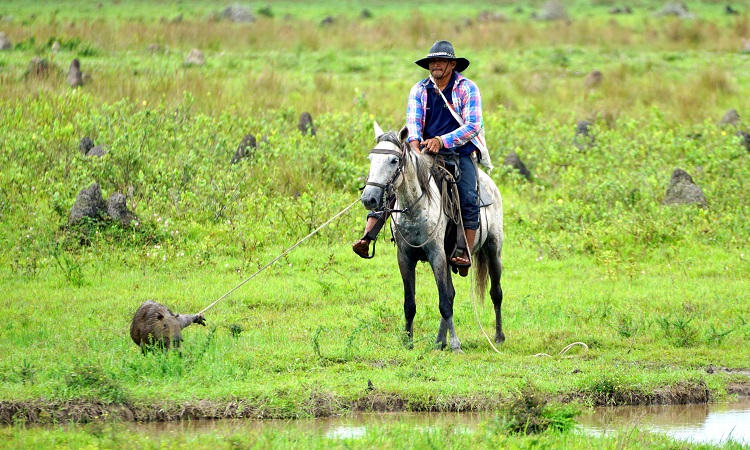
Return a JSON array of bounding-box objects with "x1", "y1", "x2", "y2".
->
[{"x1": 474, "y1": 249, "x2": 488, "y2": 305}]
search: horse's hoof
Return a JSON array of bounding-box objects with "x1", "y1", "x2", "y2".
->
[
  {"x1": 434, "y1": 342, "x2": 447, "y2": 351},
  {"x1": 495, "y1": 333, "x2": 506, "y2": 345},
  {"x1": 452, "y1": 348, "x2": 464, "y2": 354}
]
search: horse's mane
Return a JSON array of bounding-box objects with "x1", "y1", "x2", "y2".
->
[{"x1": 377, "y1": 131, "x2": 434, "y2": 203}]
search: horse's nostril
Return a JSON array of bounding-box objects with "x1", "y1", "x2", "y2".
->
[{"x1": 361, "y1": 188, "x2": 383, "y2": 210}]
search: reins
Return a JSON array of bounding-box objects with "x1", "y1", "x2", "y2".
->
[
  {"x1": 364, "y1": 140, "x2": 437, "y2": 250},
  {"x1": 368, "y1": 141, "x2": 465, "y2": 252},
  {"x1": 391, "y1": 152, "x2": 463, "y2": 250},
  {"x1": 387, "y1": 145, "x2": 443, "y2": 249}
]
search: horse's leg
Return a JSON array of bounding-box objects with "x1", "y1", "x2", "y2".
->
[
  {"x1": 436, "y1": 315, "x2": 462, "y2": 353},
  {"x1": 398, "y1": 249, "x2": 418, "y2": 349},
  {"x1": 428, "y1": 250, "x2": 461, "y2": 352},
  {"x1": 435, "y1": 318, "x2": 448, "y2": 350},
  {"x1": 485, "y1": 239, "x2": 505, "y2": 344}
]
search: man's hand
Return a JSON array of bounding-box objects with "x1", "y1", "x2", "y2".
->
[{"x1": 420, "y1": 137, "x2": 443, "y2": 154}]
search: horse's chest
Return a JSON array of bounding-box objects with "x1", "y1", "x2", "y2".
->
[{"x1": 395, "y1": 214, "x2": 444, "y2": 247}]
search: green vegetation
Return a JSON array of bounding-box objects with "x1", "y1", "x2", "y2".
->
[
  {"x1": 2, "y1": 0, "x2": 750, "y2": 120},
  {"x1": 1, "y1": 0, "x2": 750, "y2": 448}
]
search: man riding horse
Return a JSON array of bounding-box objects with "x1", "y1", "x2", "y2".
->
[{"x1": 353, "y1": 40, "x2": 492, "y2": 277}]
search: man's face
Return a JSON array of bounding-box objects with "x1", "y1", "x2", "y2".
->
[{"x1": 428, "y1": 58, "x2": 456, "y2": 80}]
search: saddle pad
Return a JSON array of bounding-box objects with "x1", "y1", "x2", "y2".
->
[{"x1": 479, "y1": 182, "x2": 493, "y2": 207}]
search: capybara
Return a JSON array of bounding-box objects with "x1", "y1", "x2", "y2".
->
[{"x1": 130, "y1": 300, "x2": 206, "y2": 352}]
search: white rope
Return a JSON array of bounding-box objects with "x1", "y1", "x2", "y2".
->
[
  {"x1": 391, "y1": 209, "x2": 443, "y2": 249},
  {"x1": 470, "y1": 270, "x2": 503, "y2": 354},
  {"x1": 533, "y1": 342, "x2": 589, "y2": 358},
  {"x1": 469, "y1": 270, "x2": 589, "y2": 358},
  {"x1": 197, "y1": 198, "x2": 360, "y2": 316}
]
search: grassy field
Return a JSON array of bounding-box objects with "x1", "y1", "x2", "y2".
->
[
  {"x1": 2, "y1": 0, "x2": 750, "y2": 120},
  {"x1": 2, "y1": 0, "x2": 750, "y2": 448}
]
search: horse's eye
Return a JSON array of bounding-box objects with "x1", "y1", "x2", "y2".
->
[{"x1": 391, "y1": 157, "x2": 399, "y2": 165}]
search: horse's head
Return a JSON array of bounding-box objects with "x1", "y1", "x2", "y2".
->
[{"x1": 360, "y1": 122, "x2": 408, "y2": 211}]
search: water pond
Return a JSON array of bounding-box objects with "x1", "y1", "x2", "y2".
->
[
  {"x1": 121, "y1": 397, "x2": 750, "y2": 445},
  {"x1": 578, "y1": 396, "x2": 750, "y2": 445}
]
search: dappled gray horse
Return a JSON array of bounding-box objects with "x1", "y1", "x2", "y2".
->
[{"x1": 360, "y1": 122, "x2": 505, "y2": 352}]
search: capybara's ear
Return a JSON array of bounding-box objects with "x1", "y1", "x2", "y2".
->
[{"x1": 156, "y1": 312, "x2": 164, "y2": 320}]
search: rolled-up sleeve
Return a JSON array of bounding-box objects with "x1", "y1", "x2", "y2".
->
[{"x1": 406, "y1": 81, "x2": 426, "y2": 143}]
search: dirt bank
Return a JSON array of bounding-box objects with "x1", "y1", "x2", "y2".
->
[{"x1": 3, "y1": 381, "x2": 749, "y2": 425}]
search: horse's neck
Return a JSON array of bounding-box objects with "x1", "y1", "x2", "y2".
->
[{"x1": 396, "y1": 151, "x2": 434, "y2": 214}]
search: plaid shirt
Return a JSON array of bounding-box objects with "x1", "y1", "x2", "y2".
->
[{"x1": 406, "y1": 72, "x2": 482, "y2": 150}]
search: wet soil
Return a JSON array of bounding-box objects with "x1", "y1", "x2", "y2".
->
[{"x1": 2, "y1": 377, "x2": 749, "y2": 425}]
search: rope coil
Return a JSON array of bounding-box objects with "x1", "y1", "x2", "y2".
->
[
  {"x1": 469, "y1": 272, "x2": 589, "y2": 358},
  {"x1": 532, "y1": 342, "x2": 589, "y2": 358}
]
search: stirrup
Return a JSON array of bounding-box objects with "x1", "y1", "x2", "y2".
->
[
  {"x1": 449, "y1": 247, "x2": 471, "y2": 277},
  {"x1": 450, "y1": 248, "x2": 472, "y2": 268},
  {"x1": 353, "y1": 235, "x2": 376, "y2": 259}
]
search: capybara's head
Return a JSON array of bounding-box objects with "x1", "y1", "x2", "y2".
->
[{"x1": 153, "y1": 310, "x2": 183, "y2": 348}]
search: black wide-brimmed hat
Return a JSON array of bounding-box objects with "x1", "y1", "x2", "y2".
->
[{"x1": 414, "y1": 40, "x2": 470, "y2": 73}]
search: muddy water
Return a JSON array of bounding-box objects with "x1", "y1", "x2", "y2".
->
[
  {"x1": 124, "y1": 398, "x2": 750, "y2": 444},
  {"x1": 126, "y1": 411, "x2": 485, "y2": 438}
]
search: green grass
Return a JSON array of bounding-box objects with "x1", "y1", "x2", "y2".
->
[
  {"x1": 2, "y1": 239, "x2": 748, "y2": 412},
  {"x1": 1, "y1": 99, "x2": 748, "y2": 421},
  {"x1": 1, "y1": 1, "x2": 750, "y2": 448}
]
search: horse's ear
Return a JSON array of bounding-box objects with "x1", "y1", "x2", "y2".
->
[
  {"x1": 373, "y1": 121, "x2": 384, "y2": 139},
  {"x1": 399, "y1": 126, "x2": 408, "y2": 143}
]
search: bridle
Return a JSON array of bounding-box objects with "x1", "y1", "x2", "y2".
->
[
  {"x1": 363, "y1": 139, "x2": 433, "y2": 217},
  {"x1": 363, "y1": 141, "x2": 406, "y2": 204},
  {"x1": 362, "y1": 139, "x2": 441, "y2": 249}
]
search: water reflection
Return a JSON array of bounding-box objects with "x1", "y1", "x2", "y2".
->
[
  {"x1": 325, "y1": 426, "x2": 366, "y2": 439},
  {"x1": 578, "y1": 397, "x2": 750, "y2": 445},
  {"x1": 105, "y1": 398, "x2": 750, "y2": 445},
  {"x1": 127, "y1": 411, "x2": 486, "y2": 437}
]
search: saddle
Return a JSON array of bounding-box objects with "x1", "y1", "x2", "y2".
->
[{"x1": 430, "y1": 154, "x2": 492, "y2": 274}]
